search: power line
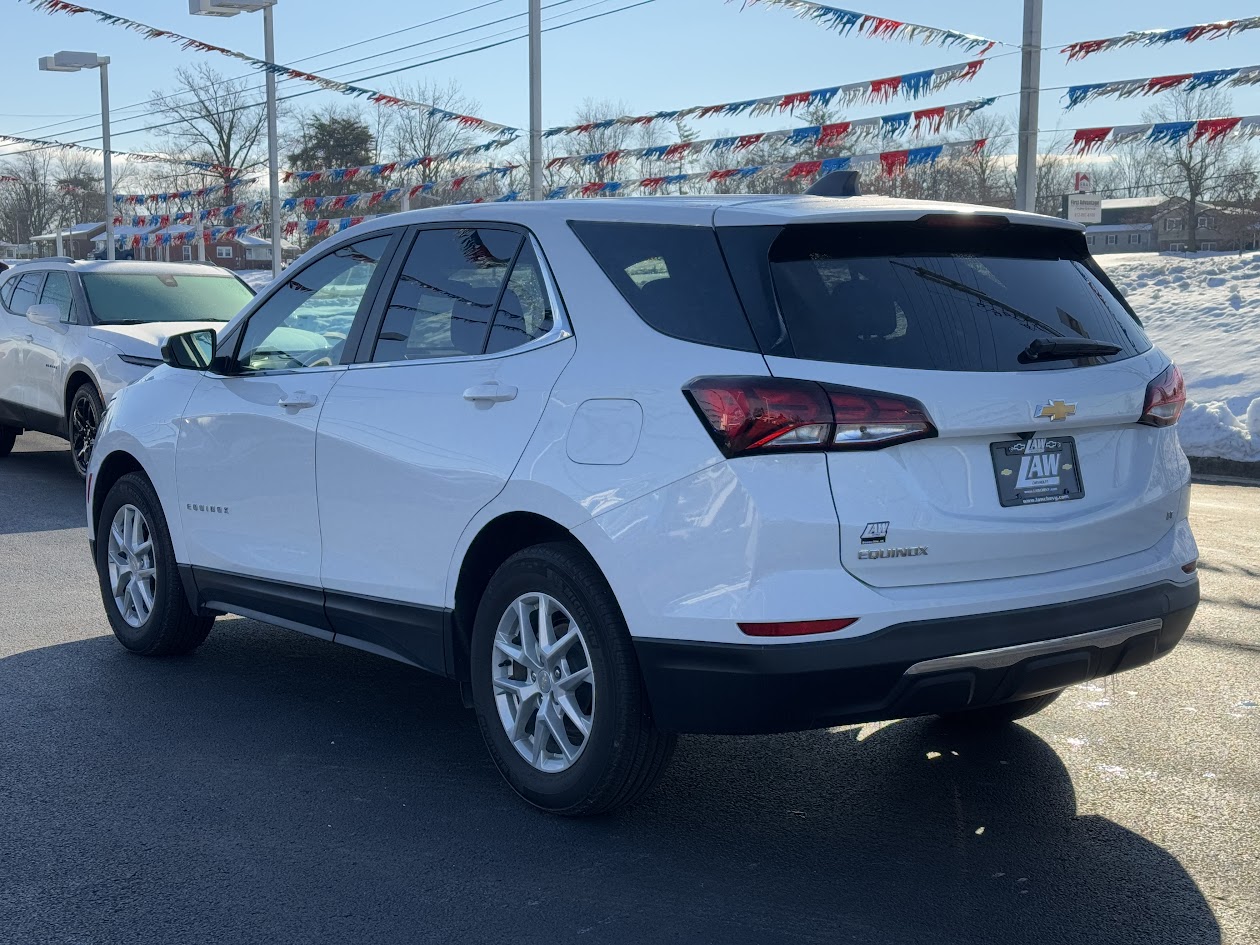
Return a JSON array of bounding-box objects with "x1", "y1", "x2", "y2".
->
[{"x1": 0, "y1": 0, "x2": 657, "y2": 162}]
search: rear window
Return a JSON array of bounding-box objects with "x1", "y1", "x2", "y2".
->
[
  {"x1": 730, "y1": 222, "x2": 1150, "y2": 372},
  {"x1": 82, "y1": 272, "x2": 254, "y2": 325},
  {"x1": 569, "y1": 221, "x2": 757, "y2": 351}
]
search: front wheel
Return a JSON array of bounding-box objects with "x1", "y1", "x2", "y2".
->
[
  {"x1": 69, "y1": 384, "x2": 104, "y2": 479},
  {"x1": 470, "y1": 542, "x2": 675, "y2": 816},
  {"x1": 95, "y1": 472, "x2": 214, "y2": 656}
]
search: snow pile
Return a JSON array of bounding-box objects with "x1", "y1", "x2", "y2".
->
[
  {"x1": 240, "y1": 270, "x2": 275, "y2": 291},
  {"x1": 1099, "y1": 252, "x2": 1260, "y2": 463}
]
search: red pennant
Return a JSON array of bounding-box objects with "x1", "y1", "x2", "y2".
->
[
  {"x1": 864, "y1": 16, "x2": 904, "y2": 38},
  {"x1": 581, "y1": 182, "x2": 606, "y2": 196},
  {"x1": 1072, "y1": 127, "x2": 1112, "y2": 153},
  {"x1": 870, "y1": 75, "x2": 903, "y2": 100},
  {"x1": 880, "y1": 149, "x2": 910, "y2": 177},
  {"x1": 786, "y1": 161, "x2": 822, "y2": 180},
  {"x1": 1191, "y1": 117, "x2": 1242, "y2": 145},
  {"x1": 639, "y1": 177, "x2": 667, "y2": 191},
  {"x1": 1146, "y1": 74, "x2": 1191, "y2": 94},
  {"x1": 734, "y1": 134, "x2": 764, "y2": 151},
  {"x1": 708, "y1": 169, "x2": 739, "y2": 181},
  {"x1": 664, "y1": 142, "x2": 692, "y2": 159},
  {"x1": 914, "y1": 107, "x2": 947, "y2": 133},
  {"x1": 779, "y1": 91, "x2": 811, "y2": 111}
]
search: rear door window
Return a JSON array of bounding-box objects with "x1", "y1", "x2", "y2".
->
[
  {"x1": 40, "y1": 272, "x2": 75, "y2": 323},
  {"x1": 569, "y1": 221, "x2": 757, "y2": 351},
  {"x1": 752, "y1": 223, "x2": 1150, "y2": 372}
]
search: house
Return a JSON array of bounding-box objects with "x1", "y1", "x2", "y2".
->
[
  {"x1": 1151, "y1": 201, "x2": 1227, "y2": 252},
  {"x1": 1085, "y1": 223, "x2": 1153, "y2": 254},
  {"x1": 31, "y1": 222, "x2": 105, "y2": 259},
  {"x1": 1098, "y1": 196, "x2": 1167, "y2": 225}
]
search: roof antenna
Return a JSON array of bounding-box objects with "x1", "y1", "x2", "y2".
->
[{"x1": 805, "y1": 170, "x2": 861, "y2": 198}]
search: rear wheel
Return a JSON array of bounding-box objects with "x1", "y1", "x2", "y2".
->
[
  {"x1": 470, "y1": 542, "x2": 675, "y2": 816},
  {"x1": 69, "y1": 384, "x2": 104, "y2": 479},
  {"x1": 95, "y1": 472, "x2": 214, "y2": 656},
  {"x1": 936, "y1": 690, "x2": 1062, "y2": 728},
  {"x1": 0, "y1": 425, "x2": 17, "y2": 457}
]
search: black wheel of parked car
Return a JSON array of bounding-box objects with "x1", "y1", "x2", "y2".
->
[
  {"x1": 0, "y1": 424, "x2": 17, "y2": 458},
  {"x1": 470, "y1": 542, "x2": 676, "y2": 816},
  {"x1": 95, "y1": 472, "x2": 214, "y2": 657},
  {"x1": 69, "y1": 384, "x2": 104, "y2": 479},
  {"x1": 936, "y1": 690, "x2": 1063, "y2": 728}
]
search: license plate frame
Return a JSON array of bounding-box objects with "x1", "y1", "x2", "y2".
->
[{"x1": 990, "y1": 436, "x2": 1085, "y2": 508}]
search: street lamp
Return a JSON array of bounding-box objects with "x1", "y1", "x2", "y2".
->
[
  {"x1": 39, "y1": 51, "x2": 114, "y2": 261},
  {"x1": 190, "y1": 0, "x2": 281, "y2": 279}
]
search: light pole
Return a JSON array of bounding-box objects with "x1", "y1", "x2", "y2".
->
[
  {"x1": 1015, "y1": 0, "x2": 1043, "y2": 214},
  {"x1": 39, "y1": 51, "x2": 114, "y2": 260},
  {"x1": 528, "y1": 0, "x2": 543, "y2": 201},
  {"x1": 190, "y1": 0, "x2": 281, "y2": 279}
]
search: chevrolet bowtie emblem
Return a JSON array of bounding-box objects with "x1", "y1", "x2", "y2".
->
[{"x1": 1036, "y1": 400, "x2": 1077, "y2": 423}]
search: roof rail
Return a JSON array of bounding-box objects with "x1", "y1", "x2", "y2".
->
[
  {"x1": 805, "y1": 170, "x2": 862, "y2": 198},
  {"x1": 13, "y1": 256, "x2": 75, "y2": 266}
]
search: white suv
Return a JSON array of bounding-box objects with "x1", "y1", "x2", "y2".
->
[
  {"x1": 86, "y1": 186, "x2": 1200, "y2": 815},
  {"x1": 0, "y1": 260, "x2": 253, "y2": 475}
]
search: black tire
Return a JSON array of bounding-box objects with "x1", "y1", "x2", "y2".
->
[
  {"x1": 0, "y1": 424, "x2": 17, "y2": 458},
  {"x1": 69, "y1": 383, "x2": 104, "y2": 479},
  {"x1": 95, "y1": 471, "x2": 214, "y2": 657},
  {"x1": 936, "y1": 690, "x2": 1063, "y2": 728},
  {"x1": 470, "y1": 542, "x2": 676, "y2": 816}
]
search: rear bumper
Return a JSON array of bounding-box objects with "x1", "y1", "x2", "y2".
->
[{"x1": 633, "y1": 579, "x2": 1199, "y2": 735}]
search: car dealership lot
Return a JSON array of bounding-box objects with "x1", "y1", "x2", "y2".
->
[{"x1": 1, "y1": 432, "x2": 1256, "y2": 945}]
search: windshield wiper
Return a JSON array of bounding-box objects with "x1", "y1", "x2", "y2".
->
[
  {"x1": 890, "y1": 262, "x2": 1066, "y2": 338},
  {"x1": 1020, "y1": 337, "x2": 1121, "y2": 363}
]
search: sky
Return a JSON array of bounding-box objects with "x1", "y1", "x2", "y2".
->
[{"x1": 1, "y1": 0, "x2": 1259, "y2": 165}]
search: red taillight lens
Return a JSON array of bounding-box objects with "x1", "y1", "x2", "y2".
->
[
  {"x1": 684, "y1": 377, "x2": 936, "y2": 457},
  {"x1": 1140, "y1": 363, "x2": 1186, "y2": 427},
  {"x1": 739, "y1": 618, "x2": 858, "y2": 637}
]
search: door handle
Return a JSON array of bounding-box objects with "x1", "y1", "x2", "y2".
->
[
  {"x1": 23, "y1": 335, "x2": 33, "y2": 343},
  {"x1": 278, "y1": 393, "x2": 319, "y2": 409},
  {"x1": 463, "y1": 384, "x2": 518, "y2": 404}
]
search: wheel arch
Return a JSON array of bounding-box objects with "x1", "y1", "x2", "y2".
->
[
  {"x1": 92, "y1": 449, "x2": 150, "y2": 537},
  {"x1": 450, "y1": 511, "x2": 594, "y2": 683},
  {"x1": 64, "y1": 367, "x2": 101, "y2": 420}
]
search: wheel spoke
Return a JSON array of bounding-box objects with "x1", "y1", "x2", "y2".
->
[
  {"x1": 536, "y1": 595, "x2": 553, "y2": 651},
  {"x1": 516, "y1": 599, "x2": 540, "y2": 667},
  {"x1": 493, "y1": 635, "x2": 525, "y2": 667},
  {"x1": 132, "y1": 539, "x2": 153, "y2": 558},
  {"x1": 539, "y1": 700, "x2": 578, "y2": 763},
  {"x1": 555, "y1": 691, "x2": 591, "y2": 738},
  {"x1": 542, "y1": 627, "x2": 578, "y2": 664},
  {"x1": 510, "y1": 691, "x2": 542, "y2": 743},
  {"x1": 556, "y1": 665, "x2": 592, "y2": 692},
  {"x1": 111, "y1": 565, "x2": 131, "y2": 599}
]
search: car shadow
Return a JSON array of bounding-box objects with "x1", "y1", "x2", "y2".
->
[
  {"x1": 0, "y1": 618, "x2": 1221, "y2": 945},
  {"x1": 0, "y1": 436, "x2": 83, "y2": 536}
]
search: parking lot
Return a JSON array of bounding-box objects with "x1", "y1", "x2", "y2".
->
[{"x1": 0, "y1": 431, "x2": 1256, "y2": 945}]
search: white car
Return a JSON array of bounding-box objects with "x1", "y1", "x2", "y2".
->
[
  {"x1": 85, "y1": 183, "x2": 1200, "y2": 815},
  {"x1": 0, "y1": 260, "x2": 254, "y2": 476}
]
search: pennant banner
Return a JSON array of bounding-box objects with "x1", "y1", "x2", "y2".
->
[
  {"x1": 542, "y1": 61, "x2": 987, "y2": 136},
  {"x1": 543, "y1": 139, "x2": 989, "y2": 198},
  {"x1": 284, "y1": 142, "x2": 513, "y2": 185},
  {"x1": 113, "y1": 179, "x2": 257, "y2": 206},
  {"x1": 23, "y1": 1, "x2": 518, "y2": 136},
  {"x1": 1069, "y1": 115, "x2": 1260, "y2": 153},
  {"x1": 544, "y1": 99, "x2": 994, "y2": 170},
  {"x1": 1062, "y1": 16, "x2": 1260, "y2": 61},
  {"x1": 738, "y1": 0, "x2": 997, "y2": 53},
  {"x1": 0, "y1": 132, "x2": 242, "y2": 172},
  {"x1": 1065, "y1": 65, "x2": 1260, "y2": 108}
]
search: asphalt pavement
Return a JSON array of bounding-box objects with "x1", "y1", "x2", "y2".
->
[{"x1": 1, "y1": 432, "x2": 1256, "y2": 945}]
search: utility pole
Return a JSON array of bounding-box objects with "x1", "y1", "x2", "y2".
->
[
  {"x1": 528, "y1": 0, "x2": 543, "y2": 201},
  {"x1": 263, "y1": 3, "x2": 282, "y2": 277},
  {"x1": 1015, "y1": 0, "x2": 1043, "y2": 214}
]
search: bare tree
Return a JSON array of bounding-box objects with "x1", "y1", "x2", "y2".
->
[
  {"x1": 151, "y1": 63, "x2": 268, "y2": 199},
  {"x1": 0, "y1": 150, "x2": 59, "y2": 245},
  {"x1": 388, "y1": 79, "x2": 486, "y2": 191},
  {"x1": 1142, "y1": 88, "x2": 1258, "y2": 251}
]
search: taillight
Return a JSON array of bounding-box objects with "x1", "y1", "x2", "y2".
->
[
  {"x1": 739, "y1": 618, "x2": 858, "y2": 637},
  {"x1": 684, "y1": 376, "x2": 936, "y2": 457},
  {"x1": 1140, "y1": 363, "x2": 1185, "y2": 427}
]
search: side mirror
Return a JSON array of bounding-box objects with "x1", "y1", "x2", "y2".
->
[
  {"x1": 161, "y1": 328, "x2": 217, "y2": 371},
  {"x1": 26, "y1": 303, "x2": 62, "y2": 328}
]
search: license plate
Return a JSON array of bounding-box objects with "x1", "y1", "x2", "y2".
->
[{"x1": 990, "y1": 436, "x2": 1085, "y2": 508}]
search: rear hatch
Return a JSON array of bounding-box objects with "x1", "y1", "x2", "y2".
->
[{"x1": 716, "y1": 216, "x2": 1184, "y2": 588}]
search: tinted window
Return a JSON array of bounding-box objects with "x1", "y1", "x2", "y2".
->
[
  {"x1": 0, "y1": 276, "x2": 15, "y2": 310},
  {"x1": 486, "y1": 241, "x2": 556, "y2": 354},
  {"x1": 237, "y1": 234, "x2": 393, "y2": 372},
  {"x1": 724, "y1": 223, "x2": 1149, "y2": 373},
  {"x1": 9, "y1": 273, "x2": 44, "y2": 316},
  {"x1": 372, "y1": 228, "x2": 520, "y2": 363},
  {"x1": 82, "y1": 273, "x2": 252, "y2": 324},
  {"x1": 569, "y1": 221, "x2": 757, "y2": 351},
  {"x1": 40, "y1": 272, "x2": 75, "y2": 322}
]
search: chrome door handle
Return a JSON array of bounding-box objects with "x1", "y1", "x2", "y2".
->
[
  {"x1": 463, "y1": 384, "x2": 518, "y2": 404},
  {"x1": 278, "y1": 393, "x2": 319, "y2": 409}
]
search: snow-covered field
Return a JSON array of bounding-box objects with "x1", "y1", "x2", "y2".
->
[{"x1": 1099, "y1": 252, "x2": 1260, "y2": 463}]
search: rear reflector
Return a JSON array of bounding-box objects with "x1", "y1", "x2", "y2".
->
[
  {"x1": 1182, "y1": 560, "x2": 1198, "y2": 574},
  {"x1": 739, "y1": 618, "x2": 858, "y2": 637},
  {"x1": 685, "y1": 376, "x2": 936, "y2": 457},
  {"x1": 1140, "y1": 363, "x2": 1186, "y2": 427}
]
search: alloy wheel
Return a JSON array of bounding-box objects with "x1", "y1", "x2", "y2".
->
[
  {"x1": 107, "y1": 504, "x2": 157, "y2": 628},
  {"x1": 491, "y1": 592, "x2": 595, "y2": 773},
  {"x1": 71, "y1": 392, "x2": 99, "y2": 475}
]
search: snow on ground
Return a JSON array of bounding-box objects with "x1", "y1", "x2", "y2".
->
[
  {"x1": 240, "y1": 270, "x2": 276, "y2": 291},
  {"x1": 1099, "y1": 251, "x2": 1260, "y2": 463}
]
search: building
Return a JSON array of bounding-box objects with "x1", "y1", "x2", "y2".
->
[
  {"x1": 1084, "y1": 223, "x2": 1153, "y2": 254},
  {"x1": 31, "y1": 222, "x2": 105, "y2": 259}
]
